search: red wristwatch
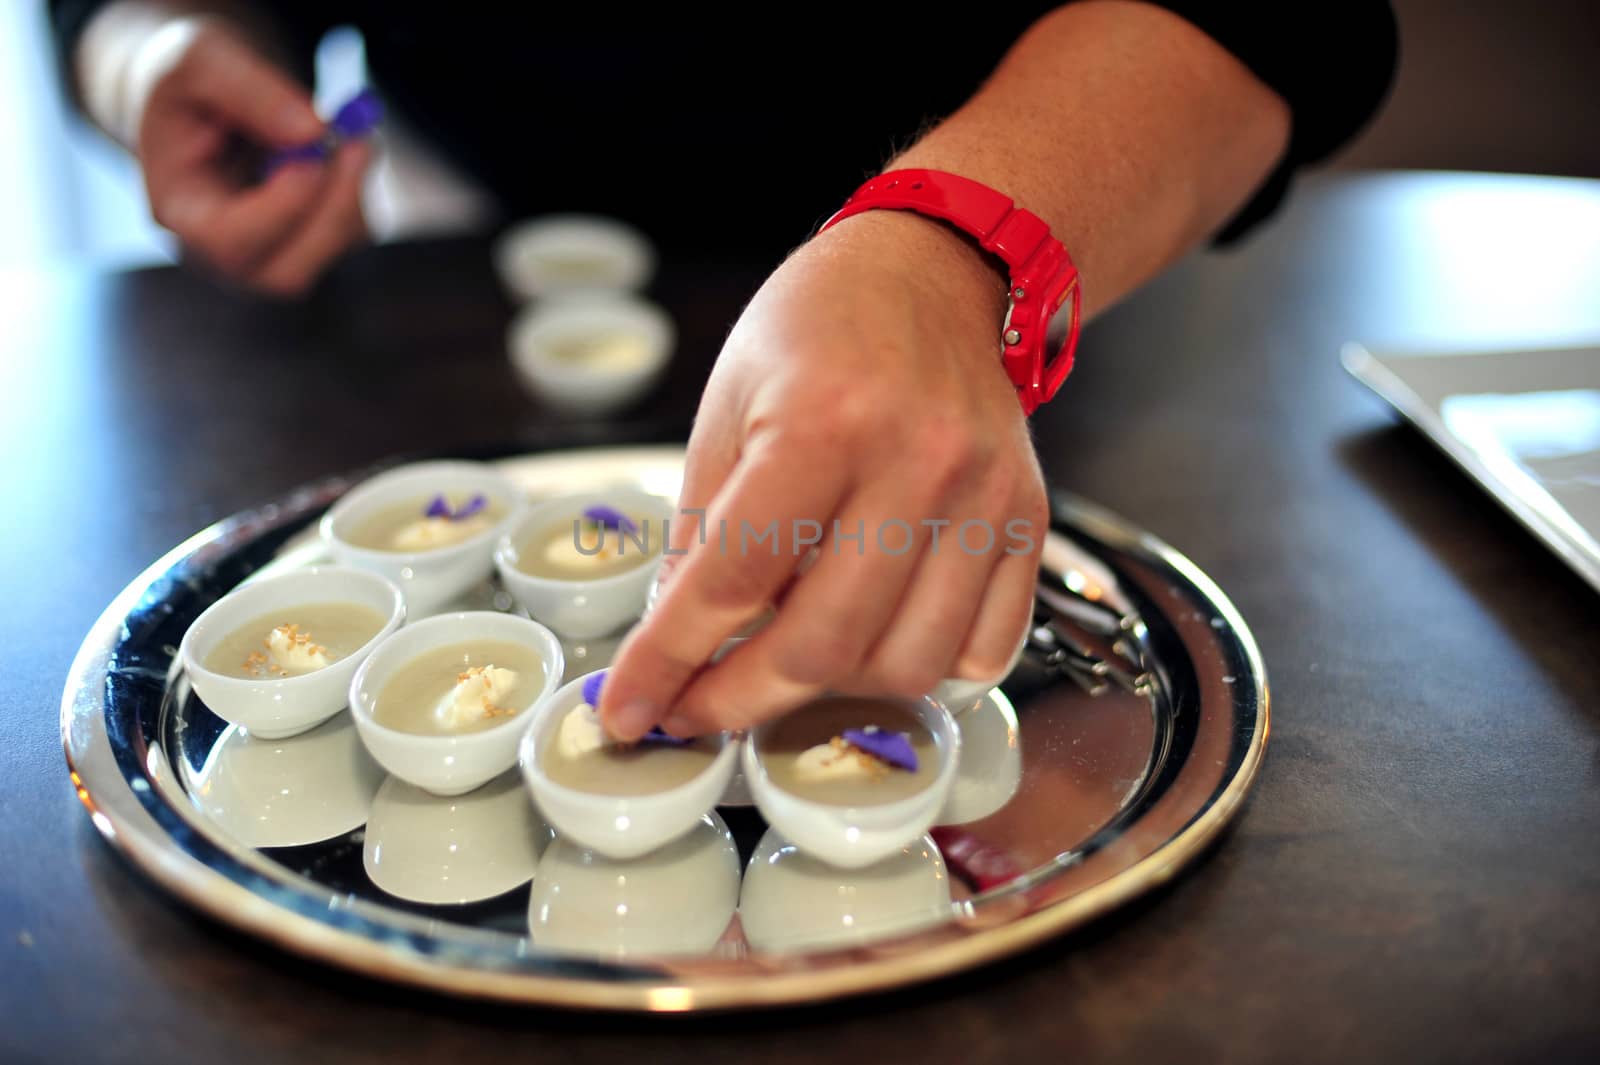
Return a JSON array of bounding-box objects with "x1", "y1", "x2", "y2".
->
[{"x1": 820, "y1": 169, "x2": 1082, "y2": 415}]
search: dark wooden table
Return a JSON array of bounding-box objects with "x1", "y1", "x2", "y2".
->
[{"x1": 4, "y1": 173, "x2": 1598, "y2": 1064}]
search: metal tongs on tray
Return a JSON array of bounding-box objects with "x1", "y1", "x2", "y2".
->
[{"x1": 1025, "y1": 548, "x2": 1154, "y2": 697}]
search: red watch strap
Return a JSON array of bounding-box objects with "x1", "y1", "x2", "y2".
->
[{"x1": 820, "y1": 168, "x2": 1081, "y2": 415}]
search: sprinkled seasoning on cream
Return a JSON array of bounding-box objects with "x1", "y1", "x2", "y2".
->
[
  {"x1": 371, "y1": 640, "x2": 546, "y2": 736},
  {"x1": 434, "y1": 664, "x2": 521, "y2": 730},
  {"x1": 203, "y1": 604, "x2": 387, "y2": 681}
]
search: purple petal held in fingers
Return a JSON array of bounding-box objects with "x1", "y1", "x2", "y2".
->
[
  {"x1": 582, "y1": 670, "x2": 607, "y2": 708},
  {"x1": 843, "y1": 727, "x2": 918, "y2": 772},
  {"x1": 330, "y1": 88, "x2": 384, "y2": 139}
]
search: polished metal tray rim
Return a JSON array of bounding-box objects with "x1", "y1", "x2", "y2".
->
[{"x1": 62, "y1": 447, "x2": 1268, "y2": 1012}]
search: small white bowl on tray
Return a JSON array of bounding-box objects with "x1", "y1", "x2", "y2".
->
[
  {"x1": 743, "y1": 694, "x2": 961, "y2": 870},
  {"x1": 519, "y1": 670, "x2": 740, "y2": 860},
  {"x1": 321, "y1": 460, "x2": 525, "y2": 616},
  {"x1": 179, "y1": 566, "x2": 405, "y2": 740},
  {"x1": 348, "y1": 611, "x2": 564, "y2": 797},
  {"x1": 495, "y1": 488, "x2": 674, "y2": 639}
]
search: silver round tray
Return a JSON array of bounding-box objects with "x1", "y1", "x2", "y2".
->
[{"x1": 61, "y1": 445, "x2": 1267, "y2": 1011}]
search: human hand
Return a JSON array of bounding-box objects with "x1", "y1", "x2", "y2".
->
[
  {"x1": 599, "y1": 211, "x2": 1048, "y2": 737},
  {"x1": 131, "y1": 18, "x2": 371, "y2": 295}
]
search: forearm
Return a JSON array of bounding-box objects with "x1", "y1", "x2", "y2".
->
[{"x1": 892, "y1": 0, "x2": 1291, "y2": 319}]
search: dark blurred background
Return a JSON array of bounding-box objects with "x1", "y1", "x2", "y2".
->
[{"x1": 3, "y1": 0, "x2": 1597, "y2": 270}]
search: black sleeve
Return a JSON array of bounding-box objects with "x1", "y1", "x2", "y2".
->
[
  {"x1": 46, "y1": 0, "x2": 106, "y2": 95},
  {"x1": 1133, "y1": 0, "x2": 1399, "y2": 242}
]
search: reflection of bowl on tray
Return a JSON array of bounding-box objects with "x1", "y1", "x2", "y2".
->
[
  {"x1": 527, "y1": 811, "x2": 740, "y2": 957},
  {"x1": 362, "y1": 771, "x2": 549, "y2": 905},
  {"x1": 186, "y1": 713, "x2": 384, "y2": 848},
  {"x1": 936, "y1": 690, "x2": 1024, "y2": 825},
  {"x1": 739, "y1": 828, "x2": 951, "y2": 953}
]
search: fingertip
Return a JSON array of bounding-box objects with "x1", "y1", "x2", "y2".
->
[
  {"x1": 599, "y1": 698, "x2": 659, "y2": 743},
  {"x1": 274, "y1": 102, "x2": 325, "y2": 144}
]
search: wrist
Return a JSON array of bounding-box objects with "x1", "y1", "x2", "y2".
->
[{"x1": 809, "y1": 208, "x2": 1010, "y2": 347}]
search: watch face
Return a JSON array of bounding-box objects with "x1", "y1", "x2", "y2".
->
[{"x1": 1045, "y1": 278, "x2": 1079, "y2": 356}]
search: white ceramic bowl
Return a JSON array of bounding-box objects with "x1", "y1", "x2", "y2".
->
[
  {"x1": 744, "y1": 695, "x2": 961, "y2": 869},
  {"x1": 187, "y1": 714, "x2": 385, "y2": 847},
  {"x1": 495, "y1": 489, "x2": 675, "y2": 639},
  {"x1": 493, "y1": 214, "x2": 655, "y2": 301},
  {"x1": 321, "y1": 461, "x2": 525, "y2": 616},
  {"x1": 507, "y1": 295, "x2": 674, "y2": 416},
  {"x1": 348, "y1": 611, "x2": 564, "y2": 796},
  {"x1": 179, "y1": 566, "x2": 406, "y2": 739},
  {"x1": 519, "y1": 671, "x2": 740, "y2": 860},
  {"x1": 738, "y1": 828, "x2": 952, "y2": 953},
  {"x1": 936, "y1": 691, "x2": 1025, "y2": 825},
  {"x1": 527, "y1": 811, "x2": 740, "y2": 957},
  {"x1": 362, "y1": 771, "x2": 549, "y2": 905}
]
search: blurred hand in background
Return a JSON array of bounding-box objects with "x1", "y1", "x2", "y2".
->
[{"x1": 77, "y1": 5, "x2": 370, "y2": 294}]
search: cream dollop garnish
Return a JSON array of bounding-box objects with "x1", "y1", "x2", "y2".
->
[
  {"x1": 243, "y1": 623, "x2": 330, "y2": 677},
  {"x1": 433, "y1": 665, "x2": 520, "y2": 730},
  {"x1": 555, "y1": 703, "x2": 612, "y2": 759},
  {"x1": 791, "y1": 737, "x2": 888, "y2": 783},
  {"x1": 390, "y1": 513, "x2": 492, "y2": 552},
  {"x1": 542, "y1": 524, "x2": 637, "y2": 572}
]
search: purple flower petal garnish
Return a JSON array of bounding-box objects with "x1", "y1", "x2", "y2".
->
[
  {"x1": 582, "y1": 670, "x2": 607, "y2": 708},
  {"x1": 843, "y1": 727, "x2": 918, "y2": 772},
  {"x1": 329, "y1": 88, "x2": 383, "y2": 140},
  {"x1": 582, "y1": 504, "x2": 638, "y2": 534},
  {"x1": 423, "y1": 492, "x2": 488, "y2": 521},
  {"x1": 642, "y1": 726, "x2": 693, "y2": 747},
  {"x1": 452, "y1": 493, "x2": 488, "y2": 521}
]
